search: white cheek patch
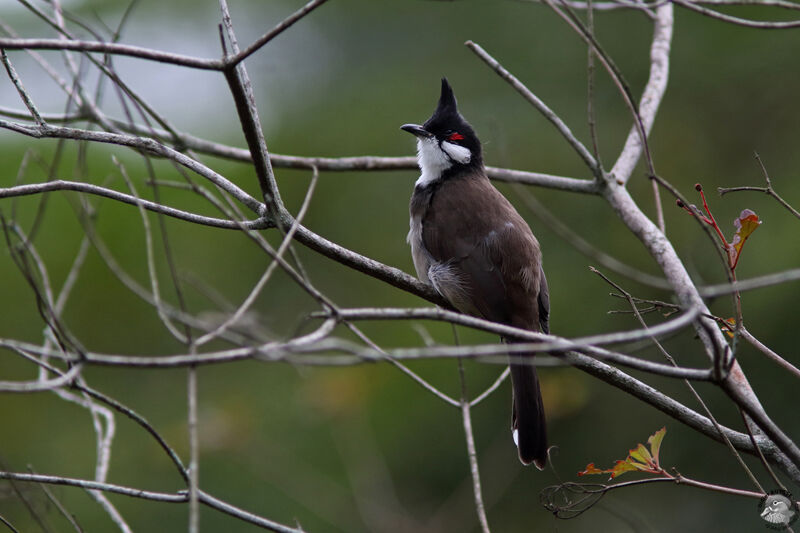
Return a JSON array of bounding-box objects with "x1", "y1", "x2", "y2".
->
[
  {"x1": 414, "y1": 137, "x2": 472, "y2": 187},
  {"x1": 441, "y1": 140, "x2": 471, "y2": 164},
  {"x1": 415, "y1": 137, "x2": 451, "y2": 187}
]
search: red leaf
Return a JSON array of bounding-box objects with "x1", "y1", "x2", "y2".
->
[
  {"x1": 578, "y1": 463, "x2": 606, "y2": 476},
  {"x1": 732, "y1": 209, "x2": 761, "y2": 256}
]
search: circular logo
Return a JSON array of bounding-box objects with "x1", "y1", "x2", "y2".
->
[{"x1": 759, "y1": 489, "x2": 798, "y2": 530}]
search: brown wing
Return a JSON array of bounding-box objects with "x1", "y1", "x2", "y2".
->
[
  {"x1": 421, "y1": 174, "x2": 542, "y2": 332},
  {"x1": 538, "y1": 267, "x2": 550, "y2": 335}
]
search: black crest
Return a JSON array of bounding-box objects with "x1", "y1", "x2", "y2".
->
[
  {"x1": 434, "y1": 78, "x2": 458, "y2": 118},
  {"x1": 423, "y1": 78, "x2": 462, "y2": 131},
  {"x1": 423, "y1": 78, "x2": 482, "y2": 166}
]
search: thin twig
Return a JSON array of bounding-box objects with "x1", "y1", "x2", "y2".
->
[
  {"x1": 718, "y1": 152, "x2": 800, "y2": 220},
  {"x1": 545, "y1": 0, "x2": 658, "y2": 180},
  {"x1": 229, "y1": 0, "x2": 331, "y2": 66},
  {"x1": 0, "y1": 179, "x2": 267, "y2": 229},
  {"x1": 343, "y1": 321, "x2": 461, "y2": 407},
  {"x1": 470, "y1": 368, "x2": 510, "y2": 407},
  {"x1": 1, "y1": 50, "x2": 44, "y2": 125},
  {"x1": 0, "y1": 513, "x2": 20, "y2": 533},
  {"x1": 188, "y1": 361, "x2": 199, "y2": 533},
  {"x1": 673, "y1": 0, "x2": 800, "y2": 27},
  {"x1": 513, "y1": 184, "x2": 670, "y2": 288},
  {"x1": 0, "y1": 121, "x2": 264, "y2": 214},
  {"x1": 457, "y1": 360, "x2": 491, "y2": 533},
  {"x1": 219, "y1": 0, "x2": 282, "y2": 211},
  {"x1": 28, "y1": 466, "x2": 85, "y2": 533},
  {"x1": 0, "y1": 37, "x2": 221, "y2": 69},
  {"x1": 610, "y1": 2, "x2": 672, "y2": 193},
  {"x1": 739, "y1": 326, "x2": 800, "y2": 380},
  {"x1": 465, "y1": 40, "x2": 600, "y2": 177},
  {"x1": 0, "y1": 471, "x2": 304, "y2": 533},
  {"x1": 585, "y1": 0, "x2": 603, "y2": 168},
  {"x1": 195, "y1": 168, "x2": 319, "y2": 345},
  {"x1": 20, "y1": 353, "x2": 188, "y2": 481},
  {"x1": 590, "y1": 267, "x2": 766, "y2": 493},
  {"x1": 114, "y1": 156, "x2": 188, "y2": 342}
]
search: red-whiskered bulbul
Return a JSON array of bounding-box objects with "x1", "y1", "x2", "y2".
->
[{"x1": 401, "y1": 78, "x2": 549, "y2": 468}]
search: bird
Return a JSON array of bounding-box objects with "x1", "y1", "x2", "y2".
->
[
  {"x1": 761, "y1": 494, "x2": 796, "y2": 525},
  {"x1": 401, "y1": 78, "x2": 549, "y2": 468}
]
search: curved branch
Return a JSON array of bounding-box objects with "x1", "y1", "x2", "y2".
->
[
  {"x1": 699, "y1": 268, "x2": 800, "y2": 297},
  {"x1": 611, "y1": 3, "x2": 673, "y2": 184},
  {"x1": 0, "y1": 120, "x2": 264, "y2": 215},
  {"x1": 604, "y1": 182, "x2": 800, "y2": 470},
  {"x1": 0, "y1": 471, "x2": 302, "y2": 533},
  {"x1": 0, "y1": 180, "x2": 268, "y2": 229},
  {"x1": 290, "y1": 222, "x2": 448, "y2": 306},
  {"x1": 466, "y1": 40, "x2": 600, "y2": 176},
  {"x1": 228, "y1": 0, "x2": 331, "y2": 66},
  {"x1": 673, "y1": 0, "x2": 800, "y2": 27},
  {"x1": 0, "y1": 37, "x2": 222, "y2": 70},
  {"x1": 328, "y1": 305, "x2": 701, "y2": 349},
  {"x1": 111, "y1": 118, "x2": 599, "y2": 192},
  {"x1": 0, "y1": 361, "x2": 82, "y2": 392},
  {"x1": 570, "y1": 353, "x2": 800, "y2": 484}
]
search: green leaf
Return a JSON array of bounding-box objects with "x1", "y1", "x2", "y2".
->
[{"x1": 577, "y1": 427, "x2": 669, "y2": 480}]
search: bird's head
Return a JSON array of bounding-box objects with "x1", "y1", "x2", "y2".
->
[{"x1": 401, "y1": 78, "x2": 482, "y2": 185}]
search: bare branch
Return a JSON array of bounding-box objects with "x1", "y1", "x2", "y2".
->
[
  {"x1": 717, "y1": 152, "x2": 800, "y2": 220},
  {"x1": 470, "y1": 368, "x2": 510, "y2": 407},
  {"x1": 0, "y1": 359, "x2": 82, "y2": 392},
  {"x1": 187, "y1": 364, "x2": 199, "y2": 533},
  {"x1": 570, "y1": 353, "x2": 800, "y2": 483},
  {"x1": 0, "y1": 471, "x2": 303, "y2": 533},
  {"x1": 195, "y1": 168, "x2": 319, "y2": 346},
  {"x1": 229, "y1": 0, "x2": 331, "y2": 66},
  {"x1": 115, "y1": 157, "x2": 188, "y2": 343},
  {"x1": 514, "y1": 185, "x2": 670, "y2": 288},
  {"x1": 457, "y1": 361, "x2": 491, "y2": 533},
  {"x1": 0, "y1": 37, "x2": 222, "y2": 70},
  {"x1": 673, "y1": 0, "x2": 800, "y2": 27},
  {"x1": 220, "y1": 0, "x2": 282, "y2": 211},
  {"x1": 290, "y1": 223, "x2": 447, "y2": 306},
  {"x1": 0, "y1": 121, "x2": 264, "y2": 215},
  {"x1": 0, "y1": 180, "x2": 265, "y2": 229},
  {"x1": 591, "y1": 267, "x2": 768, "y2": 493},
  {"x1": 611, "y1": 4, "x2": 673, "y2": 185},
  {"x1": 739, "y1": 326, "x2": 800, "y2": 380},
  {"x1": 0, "y1": 471, "x2": 186, "y2": 502},
  {"x1": 326, "y1": 305, "x2": 702, "y2": 353},
  {"x1": 466, "y1": 40, "x2": 600, "y2": 176},
  {"x1": 699, "y1": 268, "x2": 800, "y2": 297},
  {"x1": 1, "y1": 50, "x2": 44, "y2": 125}
]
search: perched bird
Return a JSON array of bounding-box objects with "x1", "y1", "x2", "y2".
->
[
  {"x1": 401, "y1": 78, "x2": 549, "y2": 468},
  {"x1": 761, "y1": 494, "x2": 796, "y2": 525}
]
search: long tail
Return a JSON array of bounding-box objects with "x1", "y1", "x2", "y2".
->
[{"x1": 510, "y1": 357, "x2": 547, "y2": 469}]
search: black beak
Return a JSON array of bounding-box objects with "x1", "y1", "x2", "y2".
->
[{"x1": 400, "y1": 123, "x2": 432, "y2": 138}]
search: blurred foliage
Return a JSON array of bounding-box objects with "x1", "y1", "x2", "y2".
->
[{"x1": 1, "y1": 0, "x2": 800, "y2": 531}]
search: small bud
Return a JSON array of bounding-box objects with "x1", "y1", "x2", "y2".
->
[
  {"x1": 676, "y1": 200, "x2": 685, "y2": 208},
  {"x1": 695, "y1": 183, "x2": 703, "y2": 192}
]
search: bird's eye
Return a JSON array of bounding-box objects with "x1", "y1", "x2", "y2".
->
[{"x1": 447, "y1": 132, "x2": 465, "y2": 141}]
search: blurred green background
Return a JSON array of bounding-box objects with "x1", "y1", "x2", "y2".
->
[{"x1": 1, "y1": 0, "x2": 800, "y2": 531}]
